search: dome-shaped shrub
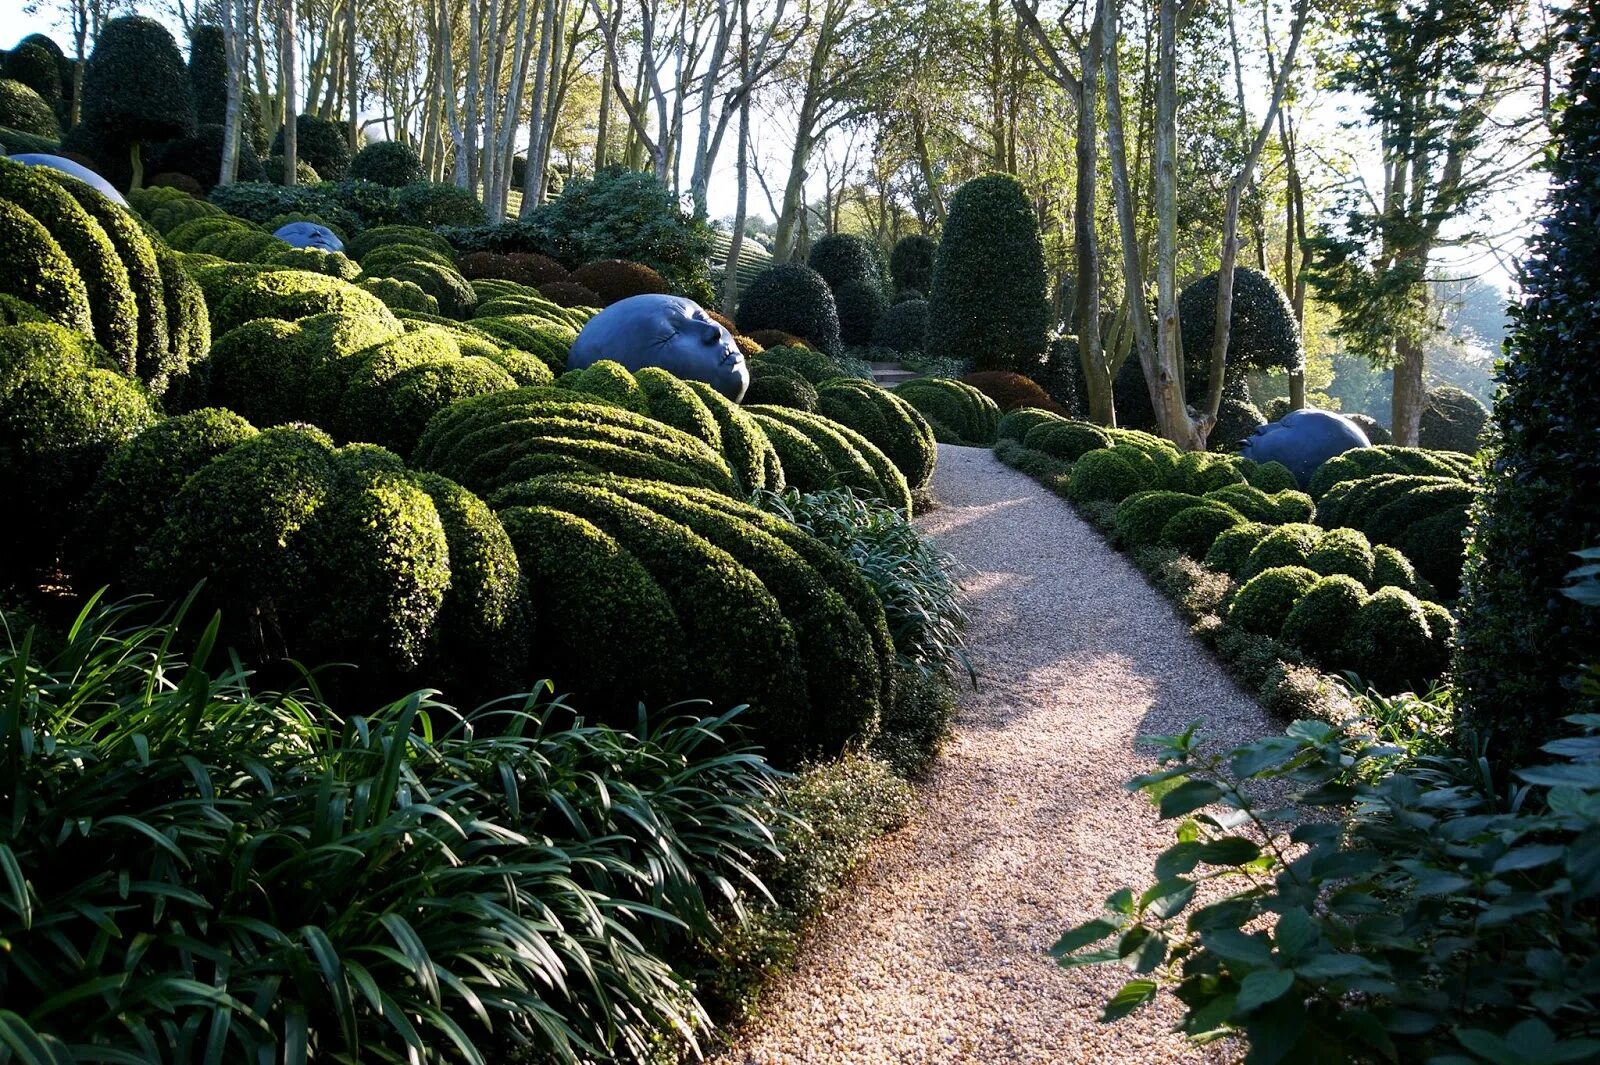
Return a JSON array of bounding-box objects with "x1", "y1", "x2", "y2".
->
[
  {"x1": 571, "y1": 259, "x2": 671, "y2": 305},
  {"x1": 1281, "y1": 574, "x2": 1368, "y2": 668},
  {"x1": 395, "y1": 181, "x2": 486, "y2": 227},
  {"x1": 264, "y1": 155, "x2": 321, "y2": 185},
  {"x1": 927, "y1": 173, "x2": 1048, "y2": 371},
  {"x1": 686, "y1": 380, "x2": 782, "y2": 493},
  {"x1": 1160, "y1": 502, "x2": 1248, "y2": 560},
  {"x1": 0, "y1": 78, "x2": 59, "y2": 138},
  {"x1": 458, "y1": 250, "x2": 569, "y2": 286},
  {"x1": 894, "y1": 377, "x2": 1001, "y2": 445},
  {"x1": 558, "y1": 358, "x2": 650, "y2": 413},
  {"x1": 749, "y1": 344, "x2": 840, "y2": 384},
  {"x1": 808, "y1": 232, "x2": 885, "y2": 292},
  {"x1": 961, "y1": 370, "x2": 1069, "y2": 416},
  {"x1": 873, "y1": 298, "x2": 929, "y2": 353},
  {"x1": 538, "y1": 280, "x2": 601, "y2": 308},
  {"x1": 348, "y1": 140, "x2": 423, "y2": 187},
  {"x1": 1373, "y1": 544, "x2": 1423, "y2": 596},
  {"x1": 890, "y1": 234, "x2": 937, "y2": 294},
  {"x1": 749, "y1": 412, "x2": 830, "y2": 492},
  {"x1": 997, "y1": 407, "x2": 1063, "y2": 444},
  {"x1": 834, "y1": 278, "x2": 889, "y2": 346},
  {"x1": 747, "y1": 328, "x2": 811, "y2": 351},
  {"x1": 1228, "y1": 565, "x2": 1320, "y2": 638},
  {"x1": 348, "y1": 224, "x2": 454, "y2": 260},
  {"x1": 1066, "y1": 448, "x2": 1145, "y2": 504},
  {"x1": 4, "y1": 43, "x2": 63, "y2": 116},
  {"x1": 1341, "y1": 586, "x2": 1448, "y2": 692},
  {"x1": 1235, "y1": 457, "x2": 1300, "y2": 493},
  {"x1": 1203, "y1": 521, "x2": 1270, "y2": 576},
  {"x1": 1023, "y1": 419, "x2": 1111, "y2": 461},
  {"x1": 1306, "y1": 527, "x2": 1377, "y2": 587},
  {"x1": 379, "y1": 261, "x2": 477, "y2": 320},
  {"x1": 1239, "y1": 522, "x2": 1323, "y2": 580},
  {"x1": 1210, "y1": 394, "x2": 1268, "y2": 453},
  {"x1": 211, "y1": 269, "x2": 395, "y2": 334},
  {"x1": 816, "y1": 377, "x2": 938, "y2": 490},
  {"x1": 0, "y1": 197, "x2": 93, "y2": 337},
  {"x1": 1115, "y1": 490, "x2": 1203, "y2": 549},
  {"x1": 746, "y1": 404, "x2": 912, "y2": 513},
  {"x1": 271, "y1": 114, "x2": 351, "y2": 180},
  {"x1": 745, "y1": 370, "x2": 821, "y2": 411},
  {"x1": 1418, "y1": 384, "x2": 1489, "y2": 453},
  {"x1": 736, "y1": 263, "x2": 841, "y2": 355},
  {"x1": 1177, "y1": 267, "x2": 1303, "y2": 391},
  {"x1": 80, "y1": 16, "x2": 196, "y2": 186}
]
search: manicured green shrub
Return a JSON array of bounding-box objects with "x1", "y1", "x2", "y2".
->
[
  {"x1": 570, "y1": 258, "x2": 671, "y2": 305},
  {"x1": 890, "y1": 234, "x2": 937, "y2": 294},
  {"x1": 0, "y1": 77, "x2": 58, "y2": 137},
  {"x1": 459, "y1": 250, "x2": 569, "y2": 285},
  {"x1": 4, "y1": 43, "x2": 63, "y2": 117},
  {"x1": 80, "y1": 17, "x2": 195, "y2": 188},
  {"x1": 1210, "y1": 394, "x2": 1268, "y2": 452},
  {"x1": 808, "y1": 232, "x2": 885, "y2": 292},
  {"x1": 559, "y1": 358, "x2": 648, "y2": 413},
  {"x1": 1159, "y1": 502, "x2": 1248, "y2": 560},
  {"x1": 1201, "y1": 483, "x2": 1313, "y2": 525},
  {"x1": 926, "y1": 173, "x2": 1048, "y2": 371},
  {"x1": 394, "y1": 180, "x2": 486, "y2": 227},
  {"x1": 1228, "y1": 564, "x2": 1320, "y2": 638},
  {"x1": 1344, "y1": 410, "x2": 1391, "y2": 443},
  {"x1": 1203, "y1": 521, "x2": 1270, "y2": 576},
  {"x1": 1307, "y1": 443, "x2": 1471, "y2": 499},
  {"x1": 997, "y1": 406, "x2": 1063, "y2": 444},
  {"x1": 1373, "y1": 543, "x2": 1424, "y2": 596},
  {"x1": 750, "y1": 344, "x2": 840, "y2": 384},
  {"x1": 1317, "y1": 472, "x2": 1477, "y2": 597},
  {"x1": 149, "y1": 240, "x2": 211, "y2": 400},
  {"x1": 1169, "y1": 449, "x2": 1248, "y2": 494},
  {"x1": 816, "y1": 377, "x2": 938, "y2": 490},
  {"x1": 834, "y1": 278, "x2": 889, "y2": 346},
  {"x1": 1066, "y1": 448, "x2": 1145, "y2": 504},
  {"x1": 358, "y1": 241, "x2": 456, "y2": 272},
  {"x1": 348, "y1": 139, "x2": 422, "y2": 187},
  {"x1": 207, "y1": 317, "x2": 318, "y2": 425},
  {"x1": 960, "y1": 370, "x2": 1070, "y2": 417},
  {"x1": 1418, "y1": 384, "x2": 1489, "y2": 453},
  {"x1": 1115, "y1": 490, "x2": 1203, "y2": 549},
  {"x1": 265, "y1": 246, "x2": 360, "y2": 280},
  {"x1": 737, "y1": 263, "x2": 841, "y2": 354},
  {"x1": 745, "y1": 370, "x2": 821, "y2": 411},
  {"x1": 414, "y1": 388, "x2": 738, "y2": 497},
  {"x1": 748, "y1": 404, "x2": 912, "y2": 513},
  {"x1": 211, "y1": 268, "x2": 394, "y2": 334},
  {"x1": 0, "y1": 322, "x2": 159, "y2": 583},
  {"x1": 377, "y1": 261, "x2": 476, "y2": 319},
  {"x1": 263, "y1": 154, "x2": 320, "y2": 185},
  {"x1": 1177, "y1": 267, "x2": 1303, "y2": 393},
  {"x1": 1341, "y1": 585, "x2": 1447, "y2": 692},
  {"x1": 1236, "y1": 457, "x2": 1299, "y2": 493},
  {"x1": 872, "y1": 297, "x2": 929, "y2": 352},
  {"x1": 271, "y1": 113, "x2": 351, "y2": 180},
  {"x1": 0, "y1": 158, "x2": 139, "y2": 374},
  {"x1": 687, "y1": 379, "x2": 782, "y2": 492},
  {"x1": 1239, "y1": 522, "x2": 1322, "y2": 580},
  {"x1": 1280, "y1": 574, "x2": 1369, "y2": 669},
  {"x1": 0, "y1": 197, "x2": 92, "y2": 337},
  {"x1": 1306, "y1": 526, "x2": 1377, "y2": 587},
  {"x1": 751, "y1": 411, "x2": 832, "y2": 493},
  {"x1": 894, "y1": 377, "x2": 1000, "y2": 445},
  {"x1": 348, "y1": 224, "x2": 454, "y2": 260},
  {"x1": 636, "y1": 366, "x2": 721, "y2": 448},
  {"x1": 335, "y1": 338, "x2": 517, "y2": 455}
]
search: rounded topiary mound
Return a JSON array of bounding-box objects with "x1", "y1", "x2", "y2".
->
[
  {"x1": 890, "y1": 234, "x2": 937, "y2": 294},
  {"x1": 1239, "y1": 522, "x2": 1323, "y2": 581},
  {"x1": 263, "y1": 155, "x2": 321, "y2": 185},
  {"x1": 558, "y1": 358, "x2": 649, "y2": 413},
  {"x1": 211, "y1": 269, "x2": 395, "y2": 334},
  {"x1": 380, "y1": 262, "x2": 478, "y2": 320},
  {"x1": 1418, "y1": 384, "x2": 1489, "y2": 454},
  {"x1": 1306, "y1": 526, "x2": 1377, "y2": 587},
  {"x1": 348, "y1": 140, "x2": 423, "y2": 187},
  {"x1": 745, "y1": 404, "x2": 912, "y2": 513},
  {"x1": 1235, "y1": 457, "x2": 1300, "y2": 493},
  {"x1": 873, "y1": 298, "x2": 929, "y2": 353},
  {"x1": 1115, "y1": 490, "x2": 1202, "y2": 549},
  {"x1": 1160, "y1": 502, "x2": 1248, "y2": 560},
  {"x1": 815, "y1": 377, "x2": 938, "y2": 490},
  {"x1": 745, "y1": 370, "x2": 821, "y2": 412},
  {"x1": 1341, "y1": 586, "x2": 1448, "y2": 692},
  {"x1": 459, "y1": 251, "x2": 569, "y2": 286},
  {"x1": 736, "y1": 263, "x2": 841, "y2": 355},
  {"x1": 749, "y1": 345, "x2": 840, "y2": 384},
  {"x1": 1203, "y1": 521, "x2": 1270, "y2": 576},
  {"x1": 1373, "y1": 544, "x2": 1424, "y2": 597},
  {"x1": 834, "y1": 279, "x2": 889, "y2": 347},
  {"x1": 538, "y1": 280, "x2": 601, "y2": 308},
  {"x1": 636, "y1": 365, "x2": 721, "y2": 450},
  {"x1": 1023, "y1": 419, "x2": 1110, "y2": 462},
  {"x1": 894, "y1": 378, "x2": 1001, "y2": 446},
  {"x1": 927, "y1": 173, "x2": 1048, "y2": 371},
  {"x1": 0, "y1": 78, "x2": 60, "y2": 138},
  {"x1": 1066, "y1": 448, "x2": 1146, "y2": 504},
  {"x1": 1228, "y1": 565, "x2": 1320, "y2": 638},
  {"x1": 683, "y1": 380, "x2": 782, "y2": 493},
  {"x1": 348, "y1": 224, "x2": 454, "y2": 260},
  {"x1": 396, "y1": 181, "x2": 486, "y2": 228},
  {"x1": 808, "y1": 233, "x2": 885, "y2": 292},
  {"x1": 570, "y1": 259, "x2": 671, "y2": 306},
  {"x1": 4, "y1": 43, "x2": 63, "y2": 116},
  {"x1": 1201, "y1": 483, "x2": 1312, "y2": 525},
  {"x1": 997, "y1": 407, "x2": 1062, "y2": 444},
  {"x1": 1280, "y1": 574, "x2": 1369, "y2": 668},
  {"x1": 0, "y1": 196, "x2": 93, "y2": 339},
  {"x1": 1177, "y1": 267, "x2": 1303, "y2": 392},
  {"x1": 1211, "y1": 394, "x2": 1268, "y2": 453},
  {"x1": 272, "y1": 114, "x2": 352, "y2": 181}
]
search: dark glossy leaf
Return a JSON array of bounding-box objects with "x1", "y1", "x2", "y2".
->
[
  {"x1": 1160, "y1": 779, "x2": 1224, "y2": 819},
  {"x1": 1101, "y1": 979, "x2": 1159, "y2": 1022},
  {"x1": 1234, "y1": 968, "x2": 1294, "y2": 1014}
]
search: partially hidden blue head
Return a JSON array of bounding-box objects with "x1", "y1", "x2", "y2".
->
[
  {"x1": 568, "y1": 293, "x2": 748, "y2": 402},
  {"x1": 9, "y1": 154, "x2": 127, "y2": 205},
  {"x1": 1239, "y1": 407, "x2": 1371, "y2": 489},
  {"x1": 273, "y1": 222, "x2": 345, "y2": 252}
]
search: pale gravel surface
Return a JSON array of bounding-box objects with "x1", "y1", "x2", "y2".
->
[{"x1": 712, "y1": 444, "x2": 1275, "y2": 1065}]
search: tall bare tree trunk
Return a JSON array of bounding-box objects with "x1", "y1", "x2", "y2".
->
[
  {"x1": 281, "y1": 0, "x2": 299, "y2": 186},
  {"x1": 521, "y1": 0, "x2": 555, "y2": 213},
  {"x1": 594, "y1": 0, "x2": 613, "y2": 167},
  {"x1": 347, "y1": 0, "x2": 359, "y2": 150},
  {"x1": 464, "y1": 0, "x2": 483, "y2": 192},
  {"x1": 220, "y1": 0, "x2": 244, "y2": 186}
]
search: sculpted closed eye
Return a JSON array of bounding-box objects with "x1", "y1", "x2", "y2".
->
[{"x1": 567, "y1": 293, "x2": 749, "y2": 402}]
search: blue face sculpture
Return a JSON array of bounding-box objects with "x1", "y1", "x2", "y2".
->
[
  {"x1": 9, "y1": 154, "x2": 127, "y2": 205},
  {"x1": 273, "y1": 222, "x2": 345, "y2": 252},
  {"x1": 568, "y1": 294, "x2": 748, "y2": 401},
  {"x1": 1239, "y1": 408, "x2": 1371, "y2": 489}
]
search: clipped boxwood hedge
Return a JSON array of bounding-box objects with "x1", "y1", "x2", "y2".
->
[
  {"x1": 815, "y1": 378, "x2": 938, "y2": 491},
  {"x1": 746, "y1": 404, "x2": 912, "y2": 513},
  {"x1": 893, "y1": 378, "x2": 1001, "y2": 446}
]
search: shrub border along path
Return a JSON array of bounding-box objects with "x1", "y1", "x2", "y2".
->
[{"x1": 715, "y1": 445, "x2": 1271, "y2": 1063}]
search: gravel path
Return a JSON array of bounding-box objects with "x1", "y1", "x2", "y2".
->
[{"x1": 713, "y1": 444, "x2": 1276, "y2": 1064}]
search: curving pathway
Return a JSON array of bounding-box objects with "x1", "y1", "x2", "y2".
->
[{"x1": 712, "y1": 444, "x2": 1274, "y2": 1064}]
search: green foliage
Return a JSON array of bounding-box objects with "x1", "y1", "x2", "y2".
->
[
  {"x1": 349, "y1": 139, "x2": 423, "y2": 187},
  {"x1": 927, "y1": 173, "x2": 1049, "y2": 371},
  {"x1": 1418, "y1": 383, "x2": 1489, "y2": 453},
  {"x1": 4, "y1": 44, "x2": 63, "y2": 116},
  {"x1": 1305, "y1": 526, "x2": 1378, "y2": 586},
  {"x1": 872, "y1": 297, "x2": 929, "y2": 352},
  {"x1": 0, "y1": 196, "x2": 92, "y2": 337},
  {"x1": 1239, "y1": 522, "x2": 1323, "y2": 580},
  {"x1": 271, "y1": 113, "x2": 352, "y2": 180},
  {"x1": 1057, "y1": 712, "x2": 1600, "y2": 1063},
  {"x1": 1373, "y1": 543, "x2": 1424, "y2": 596},
  {"x1": 1343, "y1": 585, "x2": 1450, "y2": 692},
  {"x1": 1178, "y1": 267, "x2": 1304, "y2": 385},
  {"x1": 1159, "y1": 502, "x2": 1248, "y2": 560},
  {"x1": 996, "y1": 406, "x2": 1063, "y2": 444},
  {"x1": 889, "y1": 234, "x2": 937, "y2": 294},
  {"x1": 893, "y1": 377, "x2": 1001, "y2": 445},
  {"x1": 686, "y1": 379, "x2": 781, "y2": 493},
  {"x1": 1115, "y1": 490, "x2": 1203, "y2": 549},
  {"x1": 1202, "y1": 521, "x2": 1270, "y2": 577},
  {"x1": 1280, "y1": 573, "x2": 1368, "y2": 667},
  {"x1": 1235, "y1": 457, "x2": 1299, "y2": 493},
  {"x1": 80, "y1": 16, "x2": 195, "y2": 175},
  {"x1": 750, "y1": 411, "x2": 831, "y2": 493},
  {"x1": 745, "y1": 369, "x2": 821, "y2": 411},
  {"x1": 636, "y1": 365, "x2": 721, "y2": 449},
  {"x1": 395, "y1": 180, "x2": 486, "y2": 227},
  {"x1": 1023, "y1": 419, "x2": 1110, "y2": 461},
  {"x1": 1228, "y1": 564, "x2": 1320, "y2": 637},
  {"x1": 0, "y1": 598, "x2": 786, "y2": 1062},
  {"x1": 0, "y1": 78, "x2": 58, "y2": 138},
  {"x1": 1066, "y1": 448, "x2": 1146, "y2": 504},
  {"x1": 746, "y1": 404, "x2": 912, "y2": 513},
  {"x1": 1211, "y1": 395, "x2": 1268, "y2": 453},
  {"x1": 1307, "y1": 443, "x2": 1472, "y2": 499},
  {"x1": 335, "y1": 335, "x2": 517, "y2": 455},
  {"x1": 149, "y1": 239, "x2": 211, "y2": 400},
  {"x1": 736, "y1": 263, "x2": 841, "y2": 355},
  {"x1": 1318, "y1": 472, "x2": 1477, "y2": 597},
  {"x1": 834, "y1": 278, "x2": 890, "y2": 346},
  {"x1": 384, "y1": 260, "x2": 478, "y2": 319},
  {"x1": 211, "y1": 267, "x2": 395, "y2": 334},
  {"x1": 815, "y1": 377, "x2": 938, "y2": 491},
  {"x1": 349, "y1": 223, "x2": 456, "y2": 260},
  {"x1": 152, "y1": 123, "x2": 265, "y2": 191},
  {"x1": 0, "y1": 322, "x2": 158, "y2": 584},
  {"x1": 872, "y1": 666, "x2": 958, "y2": 778},
  {"x1": 1201, "y1": 483, "x2": 1313, "y2": 525},
  {"x1": 749, "y1": 343, "x2": 840, "y2": 384},
  {"x1": 560, "y1": 358, "x2": 649, "y2": 413},
  {"x1": 808, "y1": 233, "x2": 886, "y2": 292}
]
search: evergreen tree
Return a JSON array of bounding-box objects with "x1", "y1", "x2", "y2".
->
[{"x1": 79, "y1": 17, "x2": 195, "y2": 190}]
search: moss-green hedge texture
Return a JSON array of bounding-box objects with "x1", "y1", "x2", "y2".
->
[
  {"x1": 997, "y1": 407, "x2": 1062, "y2": 444},
  {"x1": 1305, "y1": 527, "x2": 1377, "y2": 587},
  {"x1": 745, "y1": 370, "x2": 821, "y2": 412},
  {"x1": 807, "y1": 233, "x2": 886, "y2": 292},
  {"x1": 0, "y1": 78, "x2": 58, "y2": 138},
  {"x1": 1159, "y1": 502, "x2": 1247, "y2": 560},
  {"x1": 1239, "y1": 523, "x2": 1323, "y2": 580},
  {"x1": 361, "y1": 276, "x2": 440, "y2": 315},
  {"x1": 1115, "y1": 491, "x2": 1202, "y2": 549},
  {"x1": 816, "y1": 378, "x2": 938, "y2": 490},
  {"x1": 1024, "y1": 420, "x2": 1110, "y2": 461},
  {"x1": 1280, "y1": 574, "x2": 1367, "y2": 669},
  {"x1": 80, "y1": 16, "x2": 196, "y2": 153},
  {"x1": 1203, "y1": 522, "x2": 1270, "y2": 577},
  {"x1": 1313, "y1": 472, "x2": 1476, "y2": 597},
  {"x1": 349, "y1": 140, "x2": 424, "y2": 187},
  {"x1": 1307, "y1": 444, "x2": 1473, "y2": 499},
  {"x1": 559, "y1": 359, "x2": 649, "y2": 413},
  {"x1": 1236, "y1": 458, "x2": 1299, "y2": 493},
  {"x1": 749, "y1": 345, "x2": 841, "y2": 385},
  {"x1": 686, "y1": 379, "x2": 782, "y2": 493},
  {"x1": 1417, "y1": 385, "x2": 1488, "y2": 454},
  {"x1": 736, "y1": 263, "x2": 841, "y2": 355},
  {"x1": 894, "y1": 378, "x2": 1001, "y2": 446},
  {"x1": 211, "y1": 269, "x2": 396, "y2": 335},
  {"x1": 1228, "y1": 565, "x2": 1320, "y2": 638},
  {"x1": 0, "y1": 196, "x2": 93, "y2": 338},
  {"x1": 1340, "y1": 586, "x2": 1449, "y2": 692},
  {"x1": 636, "y1": 367, "x2": 722, "y2": 450},
  {"x1": 747, "y1": 405, "x2": 913, "y2": 513},
  {"x1": 750, "y1": 412, "x2": 833, "y2": 494}
]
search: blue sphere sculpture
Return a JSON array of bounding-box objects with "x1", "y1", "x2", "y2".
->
[
  {"x1": 1239, "y1": 408, "x2": 1371, "y2": 489},
  {"x1": 273, "y1": 222, "x2": 345, "y2": 252},
  {"x1": 9, "y1": 154, "x2": 127, "y2": 205},
  {"x1": 569, "y1": 294, "x2": 748, "y2": 401}
]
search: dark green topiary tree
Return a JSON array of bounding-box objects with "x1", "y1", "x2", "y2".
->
[
  {"x1": 807, "y1": 233, "x2": 885, "y2": 293},
  {"x1": 873, "y1": 298, "x2": 928, "y2": 353},
  {"x1": 349, "y1": 140, "x2": 424, "y2": 187},
  {"x1": 926, "y1": 173, "x2": 1049, "y2": 371},
  {"x1": 152, "y1": 124, "x2": 265, "y2": 190},
  {"x1": 834, "y1": 278, "x2": 889, "y2": 346},
  {"x1": 736, "y1": 263, "x2": 841, "y2": 354},
  {"x1": 272, "y1": 114, "x2": 351, "y2": 181},
  {"x1": 1177, "y1": 267, "x2": 1303, "y2": 396},
  {"x1": 79, "y1": 17, "x2": 195, "y2": 189},
  {"x1": 890, "y1": 234, "x2": 937, "y2": 294},
  {"x1": 1418, "y1": 384, "x2": 1489, "y2": 453},
  {"x1": 1457, "y1": 1, "x2": 1600, "y2": 766},
  {"x1": 187, "y1": 25, "x2": 228, "y2": 124},
  {"x1": 5, "y1": 44, "x2": 63, "y2": 118}
]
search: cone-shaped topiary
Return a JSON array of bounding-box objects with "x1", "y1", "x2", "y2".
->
[
  {"x1": 927, "y1": 173, "x2": 1049, "y2": 371},
  {"x1": 80, "y1": 16, "x2": 195, "y2": 188}
]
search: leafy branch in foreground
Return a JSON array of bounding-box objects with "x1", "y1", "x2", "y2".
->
[{"x1": 1053, "y1": 712, "x2": 1600, "y2": 1064}]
